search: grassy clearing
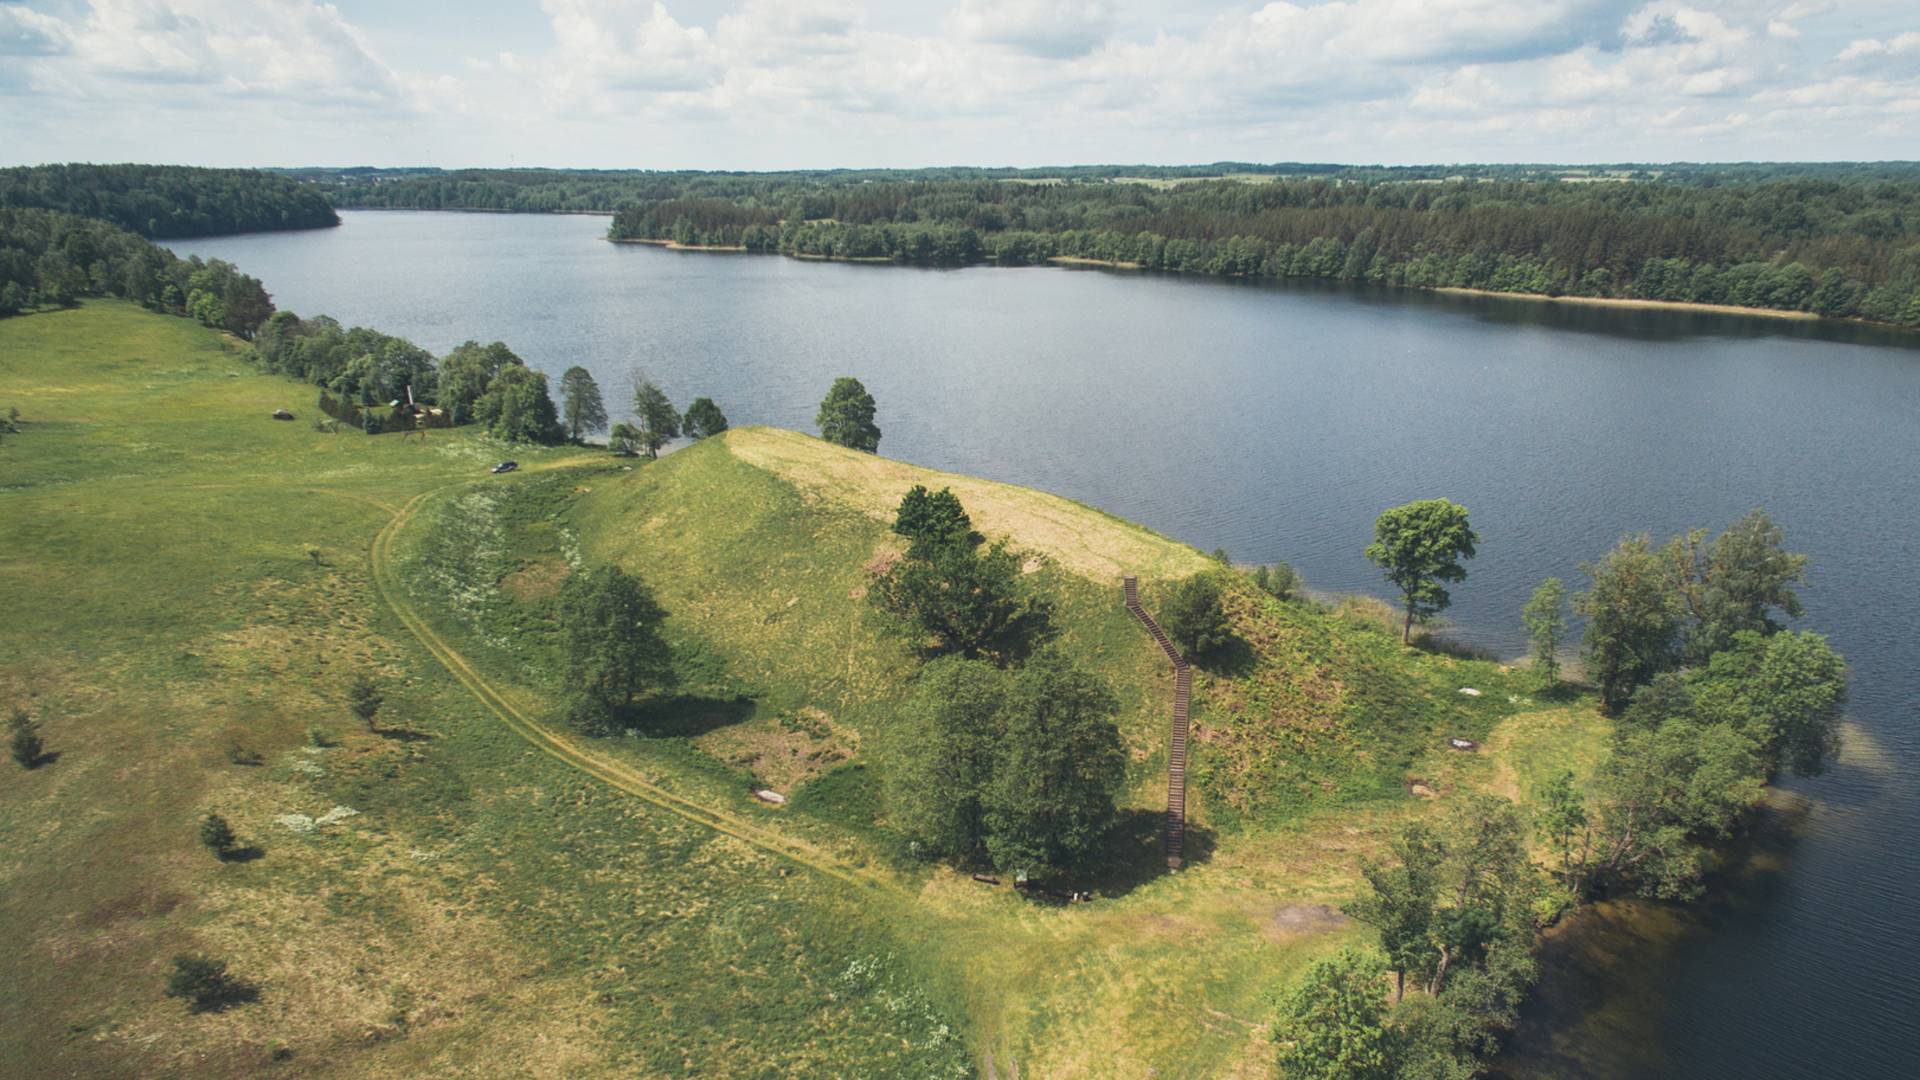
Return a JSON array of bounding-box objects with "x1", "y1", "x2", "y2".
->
[{"x1": 3, "y1": 302, "x2": 1610, "y2": 1078}]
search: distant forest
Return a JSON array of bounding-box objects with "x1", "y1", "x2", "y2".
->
[
  {"x1": 291, "y1": 162, "x2": 1920, "y2": 325},
  {"x1": 0, "y1": 164, "x2": 338, "y2": 239}
]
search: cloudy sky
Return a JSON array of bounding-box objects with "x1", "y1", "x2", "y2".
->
[{"x1": 2, "y1": 0, "x2": 1917, "y2": 168}]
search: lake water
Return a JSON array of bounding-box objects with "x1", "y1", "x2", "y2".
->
[{"x1": 174, "y1": 211, "x2": 1920, "y2": 1078}]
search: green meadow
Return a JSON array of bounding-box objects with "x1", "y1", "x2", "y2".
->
[{"x1": 1, "y1": 301, "x2": 1607, "y2": 1077}]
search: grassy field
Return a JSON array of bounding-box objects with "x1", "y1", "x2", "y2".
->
[{"x1": 2, "y1": 302, "x2": 1608, "y2": 1078}]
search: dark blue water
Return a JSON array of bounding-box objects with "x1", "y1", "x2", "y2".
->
[{"x1": 174, "y1": 211, "x2": 1920, "y2": 1078}]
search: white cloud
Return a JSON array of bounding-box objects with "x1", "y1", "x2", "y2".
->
[
  {"x1": 944, "y1": 1, "x2": 1114, "y2": 58},
  {"x1": 0, "y1": 4, "x2": 71, "y2": 57},
  {"x1": 1836, "y1": 31, "x2": 1920, "y2": 63}
]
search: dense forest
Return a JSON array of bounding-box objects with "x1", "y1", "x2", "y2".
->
[
  {"x1": 597, "y1": 172, "x2": 1920, "y2": 326},
  {"x1": 0, "y1": 164, "x2": 337, "y2": 239},
  {"x1": 0, "y1": 208, "x2": 273, "y2": 336}
]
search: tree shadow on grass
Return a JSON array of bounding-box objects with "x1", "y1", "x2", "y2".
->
[
  {"x1": 619, "y1": 693, "x2": 758, "y2": 738},
  {"x1": 24, "y1": 750, "x2": 60, "y2": 769},
  {"x1": 1035, "y1": 809, "x2": 1217, "y2": 902},
  {"x1": 188, "y1": 980, "x2": 260, "y2": 1014},
  {"x1": 1192, "y1": 632, "x2": 1256, "y2": 678},
  {"x1": 219, "y1": 845, "x2": 265, "y2": 864},
  {"x1": 372, "y1": 725, "x2": 436, "y2": 743}
]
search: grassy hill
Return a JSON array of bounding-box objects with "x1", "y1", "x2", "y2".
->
[{"x1": 2, "y1": 302, "x2": 1608, "y2": 1078}]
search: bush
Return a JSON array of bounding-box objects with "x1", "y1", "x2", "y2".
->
[
  {"x1": 164, "y1": 954, "x2": 257, "y2": 1013},
  {"x1": 348, "y1": 671, "x2": 383, "y2": 730},
  {"x1": 1161, "y1": 573, "x2": 1233, "y2": 658},
  {"x1": 198, "y1": 812, "x2": 238, "y2": 859},
  {"x1": 8, "y1": 708, "x2": 43, "y2": 768},
  {"x1": 1252, "y1": 561, "x2": 1300, "y2": 601}
]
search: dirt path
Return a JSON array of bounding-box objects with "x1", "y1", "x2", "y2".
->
[{"x1": 367, "y1": 486, "x2": 907, "y2": 897}]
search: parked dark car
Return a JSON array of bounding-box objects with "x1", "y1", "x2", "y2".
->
[{"x1": 491, "y1": 461, "x2": 519, "y2": 474}]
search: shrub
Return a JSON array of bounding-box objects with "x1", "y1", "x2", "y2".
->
[
  {"x1": 1162, "y1": 573, "x2": 1233, "y2": 658},
  {"x1": 1252, "y1": 561, "x2": 1300, "y2": 602},
  {"x1": 347, "y1": 671, "x2": 383, "y2": 730},
  {"x1": 8, "y1": 709, "x2": 43, "y2": 768},
  {"x1": 198, "y1": 812, "x2": 238, "y2": 859}
]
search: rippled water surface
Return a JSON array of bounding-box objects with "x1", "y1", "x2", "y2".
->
[{"x1": 175, "y1": 211, "x2": 1920, "y2": 1077}]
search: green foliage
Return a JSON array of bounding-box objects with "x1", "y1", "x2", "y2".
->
[
  {"x1": 1664, "y1": 509, "x2": 1809, "y2": 663},
  {"x1": 0, "y1": 163, "x2": 336, "y2": 238},
  {"x1": 1251, "y1": 561, "x2": 1300, "y2": 601},
  {"x1": 1387, "y1": 944, "x2": 1535, "y2": 1080},
  {"x1": 817, "y1": 376, "x2": 880, "y2": 452},
  {"x1": 885, "y1": 657, "x2": 1011, "y2": 858},
  {"x1": 474, "y1": 364, "x2": 563, "y2": 444},
  {"x1": 892, "y1": 485, "x2": 973, "y2": 556},
  {"x1": 1365, "y1": 499, "x2": 1478, "y2": 643},
  {"x1": 8, "y1": 708, "x2": 43, "y2": 768},
  {"x1": 1592, "y1": 717, "x2": 1764, "y2": 898},
  {"x1": 683, "y1": 396, "x2": 728, "y2": 439},
  {"x1": 1692, "y1": 629, "x2": 1848, "y2": 778},
  {"x1": 875, "y1": 538, "x2": 1053, "y2": 664},
  {"x1": 559, "y1": 366, "x2": 608, "y2": 441},
  {"x1": 1576, "y1": 534, "x2": 1684, "y2": 712},
  {"x1": 437, "y1": 340, "x2": 525, "y2": 421},
  {"x1": 1521, "y1": 578, "x2": 1568, "y2": 687},
  {"x1": 1, "y1": 208, "x2": 274, "y2": 335},
  {"x1": 607, "y1": 421, "x2": 642, "y2": 456},
  {"x1": 1272, "y1": 947, "x2": 1394, "y2": 1080},
  {"x1": 1161, "y1": 572, "x2": 1233, "y2": 658},
  {"x1": 197, "y1": 812, "x2": 237, "y2": 859},
  {"x1": 1344, "y1": 822, "x2": 1443, "y2": 1000},
  {"x1": 163, "y1": 954, "x2": 256, "y2": 1013},
  {"x1": 556, "y1": 564, "x2": 672, "y2": 734},
  {"x1": 630, "y1": 377, "x2": 681, "y2": 458},
  {"x1": 1534, "y1": 769, "x2": 1591, "y2": 895},
  {"x1": 983, "y1": 649, "x2": 1125, "y2": 878},
  {"x1": 347, "y1": 671, "x2": 383, "y2": 730}
]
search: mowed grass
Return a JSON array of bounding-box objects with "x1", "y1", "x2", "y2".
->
[{"x1": 3, "y1": 302, "x2": 1611, "y2": 1079}]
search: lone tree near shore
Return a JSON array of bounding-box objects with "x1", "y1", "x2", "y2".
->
[
  {"x1": 1365, "y1": 499, "x2": 1478, "y2": 644},
  {"x1": 1522, "y1": 578, "x2": 1569, "y2": 687},
  {"x1": 629, "y1": 375, "x2": 680, "y2": 458},
  {"x1": 560, "y1": 366, "x2": 608, "y2": 442},
  {"x1": 817, "y1": 377, "x2": 880, "y2": 452},
  {"x1": 1162, "y1": 573, "x2": 1233, "y2": 659}
]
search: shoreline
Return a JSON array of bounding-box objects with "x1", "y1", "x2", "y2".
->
[
  {"x1": 609, "y1": 237, "x2": 748, "y2": 252},
  {"x1": 1431, "y1": 286, "x2": 1822, "y2": 321}
]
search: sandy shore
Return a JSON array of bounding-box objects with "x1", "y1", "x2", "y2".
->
[{"x1": 1433, "y1": 287, "x2": 1821, "y2": 321}]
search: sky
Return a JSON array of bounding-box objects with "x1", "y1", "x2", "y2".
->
[{"x1": 1, "y1": 0, "x2": 1917, "y2": 169}]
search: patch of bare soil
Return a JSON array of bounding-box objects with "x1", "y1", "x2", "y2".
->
[
  {"x1": 501, "y1": 556, "x2": 569, "y2": 602},
  {"x1": 694, "y1": 707, "x2": 857, "y2": 791},
  {"x1": 1264, "y1": 903, "x2": 1349, "y2": 943}
]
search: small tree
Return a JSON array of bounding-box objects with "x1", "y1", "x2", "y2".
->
[
  {"x1": 559, "y1": 366, "x2": 609, "y2": 442},
  {"x1": 198, "y1": 812, "x2": 239, "y2": 859},
  {"x1": 892, "y1": 485, "x2": 973, "y2": 555},
  {"x1": 608, "y1": 421, "x2": 642, "y2": 456},
  {"x1": 1344, "y1": 822, "x2": 1443, "y2": 1001},
  {"x1": 347, "y1": 672, "x2": 383, "y2": 732},
  {"x1": 1272, "y1": 947, "x2": 1394, "y2": 1080},
  {"x1": 472, "y1": 364, "x2": 562, "y2": 444},
  {"x1": 1521, "y1": 577, "x2": 1568, "y2": 687},
  {"x1": 165, "y1": 954, "x2": 256, "y2": 1013},
  {"x1": 817, "y1": 376, "x2": 880, "y2": 452},
  {"x1": 683, "y1": 396, "x2": 728, "y2": 439},
  {"x1": 629, "y1": 376, "x2": 680, "y2": 458},
  {"x1": 1161, "y1": 573, "x2": 1232, "y2": 659},
  {"x1": 1365, "y1": 499, "x2": 1478, "y2": 644},
  {"x1": 8, "y1": 709, "x2": 43, "y2": 769},
  {"x1": 1536, "y1": 769, "x2": 1592, "y2": 896},
  {"x1": 1252, "y1": 561, "x2": 1299, "y2": 602}
]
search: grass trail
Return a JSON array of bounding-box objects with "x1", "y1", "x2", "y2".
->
[{"x1": 369, "y1": 486, "x2": 907, "y2": 897}]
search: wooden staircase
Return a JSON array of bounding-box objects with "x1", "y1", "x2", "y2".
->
[{"x1": 1123, "y1": 576, "x2": 1191, "y2": 868}]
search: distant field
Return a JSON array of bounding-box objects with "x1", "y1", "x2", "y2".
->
[{"x1": 1, "y1": 302, "x2": 1607, "y2": 1076}]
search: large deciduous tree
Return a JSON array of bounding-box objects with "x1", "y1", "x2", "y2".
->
[
  {"x1": 817, "y1": 376, "x2": 880, "y2": 452},
  {"x1": 1364, "y1": 499, "x2": 1478, "y2": 643},
  {"x1": 1576, "y1": 534, "x2": 1684, "y2": 712},
  {"x1": 1664, "y1": 508, "x2": 1809, "y2": 663},
  {"x1": 886, "y1": 657, "x2": 1011, "y2": 859},
  {"x1": 983, "y1": 649, "x2": 1125, "y2": 878},
  {"x1": 876, "y1": 538, "x2": 1053, "y2": 664},
  {"x1": 556, "y1": 565, "x2": 671, "y2": 734},
  {"x1": 472, "y1": 363, "x2": 562, "y2": 444},
  {"x1": 559, "y1": 366, "x2": 608, "y2": 441}
]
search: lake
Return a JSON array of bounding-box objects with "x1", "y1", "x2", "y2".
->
[{"x1": 174, "y1": 211, "x2": 1920, "y2": 1078}]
